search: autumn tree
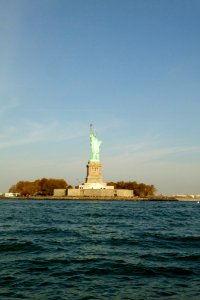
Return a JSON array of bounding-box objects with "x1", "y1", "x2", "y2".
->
[
  {"x1": 9, "y1": 178, "x2": 70, "y2": 196},
  {"x1": 38, "y1": 178, "x2": 68, "y2": 195},
  {"x1": 107, "y1": 181, "x2": 156, "y2": 197}
]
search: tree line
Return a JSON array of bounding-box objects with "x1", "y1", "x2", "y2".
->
[
  {"x1": 9, "y1": 178, "x2": 156, "y2": 197},
  {"x1": 9, "y1": 178, "x2": 71, "y2": 196},
  {"x1": 107, "y1": 181, "x2": 156, "y2": 197}
]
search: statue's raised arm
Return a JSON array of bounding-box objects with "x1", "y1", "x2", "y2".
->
[{"x1": 90, "y1": 124, "x2": 102, "y2": 161}]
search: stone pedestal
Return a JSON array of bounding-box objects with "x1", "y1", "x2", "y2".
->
[
  {"x1": 79, "y1": 160, "x2": 114, "y2": 190},
  {"x1": 86, "y1": 161, "x2": 104, "y2": 184}
]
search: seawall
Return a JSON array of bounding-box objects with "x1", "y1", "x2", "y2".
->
[{"x1": 0, "y1": 196, "x2": 178, "y2": 201}]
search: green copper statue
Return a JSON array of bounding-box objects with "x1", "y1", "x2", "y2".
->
[{"x1": 90, "y1": 124, "x2": 102, "y2": 161}]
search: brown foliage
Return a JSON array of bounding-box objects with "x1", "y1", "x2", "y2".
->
[
  {"x1": 9, "y1": 178, "x2": 70, "y2": 196},
  {"x1": 107, "y1": 181, "x2": 156, "y2": 197}
]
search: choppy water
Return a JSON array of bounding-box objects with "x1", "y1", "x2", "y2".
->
[{"x1": 0, "y1": 199, "x2": 199, "y2": 300}]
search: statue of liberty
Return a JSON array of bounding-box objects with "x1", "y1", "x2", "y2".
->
[{"x1": 90, "y1": 124, "x2": 102, "y2": 161}]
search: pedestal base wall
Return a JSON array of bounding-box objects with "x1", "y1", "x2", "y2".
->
[{"x1": 67, "y1": 189, "x2": 133, "y2": 198}]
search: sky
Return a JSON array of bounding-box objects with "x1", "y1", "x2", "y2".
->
[{"x1": 0, "y1": 0, "x2": 200, "y2": 195}]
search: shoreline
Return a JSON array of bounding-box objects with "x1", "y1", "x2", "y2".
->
[
  {"x1": 0, "y1": 196, "x2": 182, "y2": 201},
  {"x1": 1, "y1": 196, "x2": 199, "y2": 201}
]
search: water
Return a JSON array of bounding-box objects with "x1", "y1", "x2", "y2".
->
[{"x1": 0, "y1": 199, "x2": 199, "y2": 300}]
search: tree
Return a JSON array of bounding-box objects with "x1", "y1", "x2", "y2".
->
[
  {"x1": 107, "y1": 180, "x2": 156, "y2": 197},
  {"x1": 9, "y1": 178, "x2": 70, "y2": 196}
]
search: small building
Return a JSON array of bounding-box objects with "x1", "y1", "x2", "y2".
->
[{"x1": 4, "y1": 192, "x2": 20, "y2": 197}]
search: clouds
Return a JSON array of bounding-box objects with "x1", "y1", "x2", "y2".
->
[
  {"x1": 0, "y1": 118, "x2": 88, "y2": 150},
  {"x1": 0, "y1": 101, "x2": 199, "y2": 194},
  {"x1": 103, "y1": 135, "x2": 200, "y2": 194},
  {"x1": 0, "y1": 97, "x2": 20, "y2": 118},
  {"x1": 105, "y1": 133, "x2": 200, "y2": 166},
  {"x1": 0, "y1": 95, "x2": 91, "y2": 149},
  {"x1": 0, "y1": 97, "x2": 124, "y2": 152}
]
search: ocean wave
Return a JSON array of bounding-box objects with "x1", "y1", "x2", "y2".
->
[
  {"x1": 0, "y1": 200, "x2": 199, "y2": 300},
  {"x1": 0, "y1": 241, "x2": 43, "y2": 252}
]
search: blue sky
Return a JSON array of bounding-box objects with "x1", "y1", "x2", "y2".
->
[{"x1": 0, "y1": 0, "x2": 200, "y2": 195}]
